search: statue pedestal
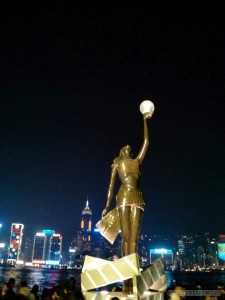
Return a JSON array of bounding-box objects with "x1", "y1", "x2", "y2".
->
[{"x1": 81, "y1": 254, "x2": 167, "y2": 299}]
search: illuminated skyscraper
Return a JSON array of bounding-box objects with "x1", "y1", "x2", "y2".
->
[
  {"x1": 32, "y1": 230, "x2": 62, "y2": 266},
  {"x1": 81, "y1": 199, "x2": 92, "y2": 233},
  {"x1": 23, "y1": 237, "x2": 33, "y2": 263},
  {"x1": 42, "y1": 229, "x2": 55, "y2": 260},
  {"x1": 150, "y1": 248, "x2": 173, "y2": 264},
  {"x1": 32, "y1": 233, "x2": 47, "y2": 264},
  {"x1": 80, "y1": 199, "x2": 92, "y2": 242},
  {"x1": 0, "y1": 243, "x2": 7, "y2": 264},
  {"x1": 68, "y1": 200, "x2": 92, "y2": 267},
  {"x1": 8, "y1": 223, "x2": 24, "y2": 264},
  {"x1": 47, "y1": 233, "x2": 62, "y2": 265}
]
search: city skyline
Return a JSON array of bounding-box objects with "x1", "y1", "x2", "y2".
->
[
  {"x1": 1, "y1": 218, "x2": 225, "y2": 269},
  {"x1": 1, "y1": 203, "x2": 225, "y2": 247},
  {"x1": 1, "y1": 200, "x2": 225, "y2": 271},
  {"x1": 0, "y1": 3, "x2": 225, "y2": 244}
]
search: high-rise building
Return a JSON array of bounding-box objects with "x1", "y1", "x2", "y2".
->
[
  {"x1": 42, "y1": 229, "x2": 55, "y2": 261},
  {"x1": 23, "y1": 237, "x2": 33, "y2": 263},
  {"x1": 32, "y1": 230, "x2": 62, "y2": 266},
  {"x1": 177, "y1": 235, "x2": 196, "y2": 268},
  {"x1": 69, "y1": 200, "x2": 92, "y2": 267},
  {"x1": 150, "y1": 248, "x2": 173, "y2": 264},
  {"x1": 81, "y1": 199, "x2": 92, "y2": 241},
  {"x1": 207, "y1": 237, "x2": 218, "y2": 266},
  {"x1": 47, "y1": 233, "x2": 62, "y2": 265},
  {"x1": 0, "y1": 243, "x2": 7, "y2": 264},
  {"x1": 32, "y1": 233, "x2": 47, "y2": 264},
  {"x1": 68, "y1": 198, "x2": 125, "y2": 268},
  {"x1": 8, "y1": 223, "x2": 24, "y2": 264}
]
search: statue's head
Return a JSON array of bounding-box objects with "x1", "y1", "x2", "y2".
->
[
  {"x1": 113, "y1": 145, "x2": 132, "y2": 165},
  {"x1": 119, "y1": 145, "x2": 131, "y2": 158}
]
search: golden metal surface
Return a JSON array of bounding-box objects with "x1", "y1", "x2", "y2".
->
[
  {"x1": 97, "y1": 108, "x2": 153, "y2": 293},
  {"x1": 96, "y1": 207, "x2": 120, "y2": 244}
]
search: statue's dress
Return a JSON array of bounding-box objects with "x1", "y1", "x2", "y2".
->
[{"x1": 116, "y1": 159, "x2": 145, "y2": 211}]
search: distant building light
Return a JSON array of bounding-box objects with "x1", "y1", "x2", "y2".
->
[
  {"x1": 150, "y1": 248, "x2": 172, "y2": 254},
  {"x1": 0, "y1": 243, "x2": 5, "y2": 248},
  {"x1": 69, "y1": 249, "x2": 76, "y2": 253},
  {"x1": 46, "y1": 260, "x2": 59, "y2": 265},
  {"x1": 42, "y1": 230, "x2": 55, "y2": 235},
  {"x1": 32, "y1": 260, "x2": 45, "y2": 264},
  {"x1": 36, "y1": 233, "x2": 45, "y2": 236}
]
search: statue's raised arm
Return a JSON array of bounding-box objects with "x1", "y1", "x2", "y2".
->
[
  {"x1": 136, "y1": 101, "x2": 154, "y2": 164},
  {"x1": 136, "y1": 113, "x2": 151, "y2": 164}
]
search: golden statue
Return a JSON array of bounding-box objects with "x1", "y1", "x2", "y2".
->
[{"x1": 97, "y1": 100, "x2": 154, "y2": 293}]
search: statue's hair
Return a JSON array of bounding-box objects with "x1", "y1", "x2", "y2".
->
[
  {"x1": 112, "y1": 145, "x2": 131, "y2": 165},
  {"x1": 119, "y1": 145, "x2": 129, "y2": 157}
]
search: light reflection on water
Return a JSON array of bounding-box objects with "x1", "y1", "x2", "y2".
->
[
  {"x1": 1, "y1": 267, "x2": 225, "y2": 292},
  {"x1": 0, "y1": 267, "x2": 81, "y2": 291},
  {"x1": 165, "y1": 270, "x2": 225, "y2": 288}
]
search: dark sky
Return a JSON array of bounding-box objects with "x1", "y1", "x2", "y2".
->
[{"x1": 0, "y1": 2, "x2": 225, "y2": 244}]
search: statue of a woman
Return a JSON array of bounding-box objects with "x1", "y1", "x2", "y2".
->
[{"x1": 101, "y1": 108, "x2": 153, "y2": 293}]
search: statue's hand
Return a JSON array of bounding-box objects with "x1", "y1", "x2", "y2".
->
[
  {"x1": 144, "y1": 112, "x2": 153, "y2": 119},
  {"x1": 102, "y1": 207, "x2": 108, "y2": 218}
]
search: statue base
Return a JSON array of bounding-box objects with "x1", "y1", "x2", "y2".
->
[{"x1": 81, "y1": 253, "x2": 167, "y2": 299}]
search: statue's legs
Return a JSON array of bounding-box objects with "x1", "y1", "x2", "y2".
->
[{"x1": 119, "y1": 206, "x2": 143, "y2": 293}]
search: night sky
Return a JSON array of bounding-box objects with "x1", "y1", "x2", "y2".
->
[{"x1": 0, "y1": 2, "x2": 225, "y2": 244}]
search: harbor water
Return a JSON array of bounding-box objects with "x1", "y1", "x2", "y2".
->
[
  {"x1": 0, "y1": 267, "x2": 225, "y2": 292},
  {"x1": 0, "y1": 267, "x2": 82, "y2": 291}
]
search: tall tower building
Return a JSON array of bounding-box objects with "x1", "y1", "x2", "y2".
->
[
  {"x1": 81, "y1": 199, "x2": 92, "y2": 241},
  {"x1": 68, "y1": 200, "x2": 92, "y2": 267},
  {"x1": 8, "y1": 223, "x2": 24, "y2": 264}
]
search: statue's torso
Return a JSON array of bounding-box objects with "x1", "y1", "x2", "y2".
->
[{"x1": 116, "y1": 159, "x2": 144, "y2": 209}]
